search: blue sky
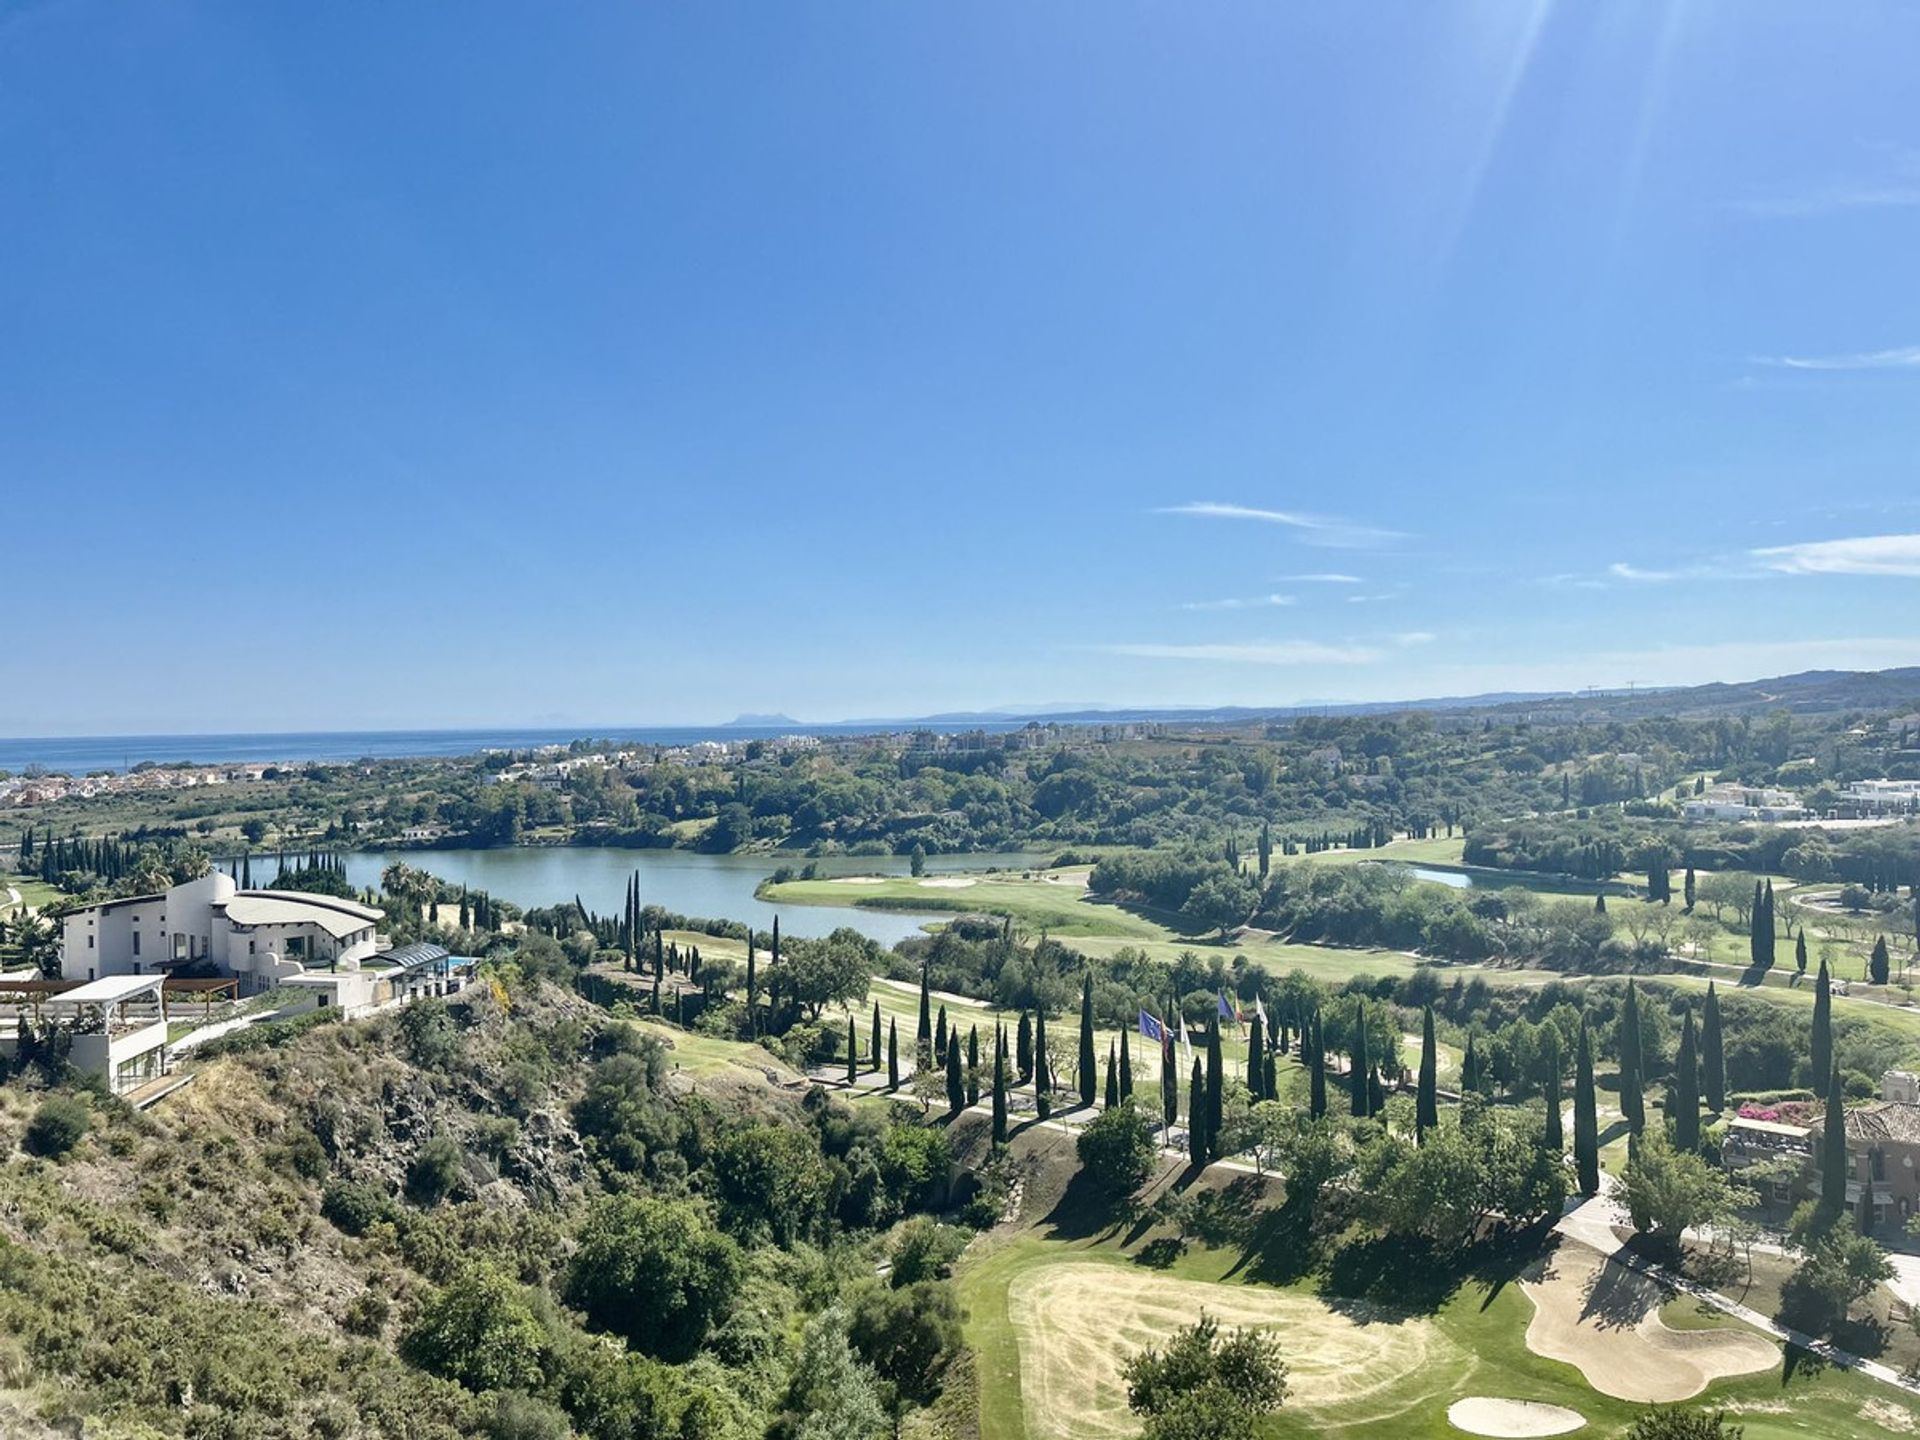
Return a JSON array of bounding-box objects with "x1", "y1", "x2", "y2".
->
[{"x1": 5, "y1": 3, "x2": 1920, "y2": 734}]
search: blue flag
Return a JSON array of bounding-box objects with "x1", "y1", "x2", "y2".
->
[
  {"x1": 1138, "y1": 1010, "x2": 1167, "y2": 1044},
  {"x1": 1217, "y1": 991, "x2": 1235, "y2": 1019}
]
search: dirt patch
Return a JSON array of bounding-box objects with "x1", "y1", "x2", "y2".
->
[
  {"x1": 1520, "y1": 1240, "x2": 1775, "y2": 1403},
  {"x1": 1448, "y1": 1397, "x2": 1584, "y2": 1436},
  {"x1": 1863, "y1": 1398, "x2": 1920, "y2": 1433},
  {"x1": 918, "y1": 877, "x2": 978, "y2": 889},
  {"x1": 1007, "y1": 1261, "x2": 1453, "y2": 1439}
]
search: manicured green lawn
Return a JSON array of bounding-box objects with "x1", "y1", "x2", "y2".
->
[
  {"x1": 762, "y1": 866, "x2": 1169, "y2": 939},
  {"x1": 1, "y1": 874, "x2": 64, "y2": 913},
  {"x1": 957, "y1": 1219, "x2": 1920, "y2": 1440}
]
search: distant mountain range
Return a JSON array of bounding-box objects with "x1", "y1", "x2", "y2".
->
[{"x1": 800, "y1": 667, "x2": 1920, "y2": 731}]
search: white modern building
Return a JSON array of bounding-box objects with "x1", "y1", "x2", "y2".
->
[
  {"x1": 1837, "y1": 780, "x2": 1920, "y2": 818},
  {"x1": 1682, "y1": 785, "x2": 1805, "y2": 823},
  {"x1": 60, "y1": 871, "x2": 384, "y2": 990},
  {"x1": 0, "y1": 974, "x2": 172, "y2": 1095}
]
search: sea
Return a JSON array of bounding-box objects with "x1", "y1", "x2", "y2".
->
[{"x1": 0, "y1": 721, "x2": 1032, "y2": 775}]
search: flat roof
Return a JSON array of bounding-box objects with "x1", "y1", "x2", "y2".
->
[
  {"x1": 48, "y1": 973, "x2": 166, "y2": 1006},
  {"x1": 1732, "y1": 1117, "x2": 1810, "y2": 1138}
]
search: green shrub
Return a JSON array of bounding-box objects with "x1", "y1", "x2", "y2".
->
[
  {"x1": 488, "y1": 1391, "x2": 571, "y2": 1440},
  {"x1": 407, "y1": 1135, "x2": 466, "y2": 1206},
  {"x1": 403, "y1": 1265, "x2": 548, "y2": 1393},
  {"x1": 23, "y1": 1096, "x2": 89, "y2": 1159},
  {"x1": 321, "y1": 1179, "x2": 394, "y2": 1236}
]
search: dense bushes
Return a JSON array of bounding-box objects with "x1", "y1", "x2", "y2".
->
[
  {"x1": 566, "y1": 1196, "x2": 742, "y2": 1361},
  {"x1": 22, "y1": 1095, "x2": 89, "y2": 1158}
]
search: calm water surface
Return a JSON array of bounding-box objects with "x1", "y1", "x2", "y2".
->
[{"x1": 335, "y1": 847, "x2": 1046, "y2": 945}]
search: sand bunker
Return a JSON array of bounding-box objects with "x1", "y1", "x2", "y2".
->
[
  {"x1": 827, "y1": 875, "x2": 886, "y2": 885},
  {"x1": 1448, "y1": 1398, "x2": 1585, "y2": 1437},
  {"x1": 1520, "y1": 1240, "x2": 1776, "y2": 1403},
  {"x1": 918, "y1": 876, "x2": 978, "y2": 888},
  {"x1": 1007, "y1": 1261, "x2": 1452, "y2": 1440}
]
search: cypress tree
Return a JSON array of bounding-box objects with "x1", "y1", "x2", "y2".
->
[
  {"x1": 917, "y1": 964, "x2": 932, "y2": 1057},
  {"x1": 1188, "y1": 1057, "x2": 1207, "y2": 1162},
  {"x1": 947, "y1": 1031, "x2": 965, "y2": 1116},
  {"x1": 887, "y1": 1018, "x2": 899, "y2": 1090},
  {"x1": 1541, "y1": 1025, "x2": 1564, "y2": 1152},
  {"x1": 1263, "y1": 1050, "x2": 1277, "y2": 1100},
  {"x1": 1595, "y1": 891, "x2": 1606, "y2": 915},
  {"x1": 1812, "y1": 959, "x2": 1833, "y2": 1096},
  {"x1": 1871, "y1": 934, "x2": 1891, "y2": 985},
  {"x1": 1674, "y1": 1007, "x2": 1700, "y2": 1152},
  {"x1": 1416, "y1": 1004, "x2": 1438, "y2": 1142},
  {"x1": 1034, "y1": 1014, "x2": 1052, "y2": 1120},
  {"x1": 935, "y1": 1004, "x2": 948, "y2": 1060},
  {"x1": 1016, "y1": 1011, "x2": 1033, "y2": 1081},
  {"x1": 1119, "y1": 1027, "x2": 1133, "y2": 1101},
  {"x1": 1763, "y1": 880, "x2": 1776, "y2": 967},
  {"x1": 745, "y1": 930, "x2": 758, "y2": 1037},
  {"x1": 1350, "y1": 1004, "x2": 1371, "y2": 1117},
  {"x1": 1078, "y1": 971, "x2": 1097, "y2": 1106},
  {"x1": 1245, "y1": 1011, "x2": 1265, "y2": 1099},
  {"x1": 992, "y1": 1027, "x2": 1008, "y2": 1145},
  {"x1": 1574, "y1": 1020, "x2": 1599, "y2": 1195},
  {"x1": 1796, "y1": 929, "x2": 1809, "y2": 976},
  {"x1": 1104, "y1": 1042, "x2": 1119, "y2": 1109},
  {"x1": 1701, "y1": 981, "x2": 1725, "y2": 1113},
  {"x1": 1462, "y1": 1034, "x2": 1482, "y2": 1096},
  {"x1": 1205, "y1": 1015, "x2": 1224, "y2": 1157},
  {"x1": 847, "y1": 1018, "x2": 858, "y2": 1085},
  {"x1": 1619, "y1": 981, "x2": 1645, "y2": 1135},
  {"x1": 1820, "y1": 1067, "x2": 1848, "y2": 1221},
  {"x1": 1161, "y1": 1037, "x2": 1179, "y2": 1134},
  {"x1": 870, "y1": 1001, "x2": 883, "y2": 1073},
  {"x1": 1309, "y1": 1013, "x2": 1327, "y2": 1120},
  {"x1": 967, "y1": 1025, "x2": 981, "y2": 1107},
  {"x1": 1684, "y1": 865, "x2": 1696, "y2": 910}
]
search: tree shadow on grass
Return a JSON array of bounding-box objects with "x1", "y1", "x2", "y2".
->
[
  {"x1": 1781, "y1": 1341, "x2": 1831, "y2": 1386},
  {"x1": 1321, "y1": 1222, "x2": 1559, "y2": 1320},
  {"x1": 1038, "y1": 1168, "x2": 1136, "y2": 1243}
]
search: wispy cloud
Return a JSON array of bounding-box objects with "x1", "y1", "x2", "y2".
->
[
  {"x1": 1730, "y1": 150, "x2": 1920, "y2": 219},
  {"x1": 1277, "y1": 572, "x2": 1364, "y2": 585},
  {"x1": 1608, "y1": 561, "x2": 1687, "y2": 583},
  {"x1": 1161, "y1": 501, "x2": 1406, "y2": 549},
  {"x1": 1752, "y1": 345, "x2": 1920, "y2": 372},
  {"x1": 1753, "y1": 534, "x2": 1920, "y2": 577},
  {"x1": 1393, "y1": 632, "x2": 1436, "y2": 647},
  {"x1": 1345, "y1": 592, "x2": 1402, "y2": 604},
  {"x1": 1178, "y1": 594, "x2": 1296, "y2": 612},
  {"x1": 1097, "y1": 640, "x2": 1386, "y2": 666}
]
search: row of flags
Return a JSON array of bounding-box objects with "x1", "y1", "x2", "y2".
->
[{"x1": 1138, "y1": 991, "x2": 1272, "y2": 1065}]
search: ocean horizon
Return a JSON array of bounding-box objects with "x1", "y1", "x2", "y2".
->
[{"x1": 0, "y1": 720, "x2": 1036, "y2": 775}]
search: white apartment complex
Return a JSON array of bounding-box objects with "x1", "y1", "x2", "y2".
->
[
  {"x1": 60, "y1": 870, "x2": 384, "y2": 989},
  {"x1": 1682, "y1": 784, "x2": 1805, "y2": 823}
]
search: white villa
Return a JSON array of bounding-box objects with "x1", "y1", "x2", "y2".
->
[
  {"x1": 1682, "y1": 784, "x2": 1805, "y2": 823},
  {"x1": 60, "y1": 871, "x2": 385, "y2": 989}
]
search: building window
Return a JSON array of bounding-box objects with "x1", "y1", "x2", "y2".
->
[
  {"x1": 132, "y1": 931, "x2": 141, "y2": 955},
  {"x1": 248, "y1": 940, "x2": 256, "y2": 955},
  {"x1": 88, "y1": 935, "x2": 95, "y2": 950}
]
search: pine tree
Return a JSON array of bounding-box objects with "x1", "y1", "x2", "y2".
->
[
  {"x1": 1812, "y1": 959, "x2": 1833, "y2": 1095},
  {"x1": 1245, "y1": 1011, "x2": 1265, "y2": 1100},
  {"x1": 1417, "y1": 1004, "x2": 1439, "y2": 1142},
  {"x1": 1619, "y1": 980, "x2": 1645, "y2": 1136},
  {"x1": 1541, "y1": 1026, "x2": 1564, "y2": 1152},
  {"x1": 870, "y1": 1002, "x2": 883, "y2": 1073},
  {"x1": 887, "y1": 1018, "x2": 899, "y2": 1090},
  {"x1": 1820, "y1": 1068, "x2": 1848, "y2": 1222},
  {"x1": 847, "y1": 1018, "x2": 858, "y2": 1085},
  {"x1": 1701, "y1": 981, "x2": 1726, "y2": 1113},
  {"x1": 1078, "y1": 971, "x2": 1097, "y2": 1106},
  {"x1": 968, "y1": 1025, "x2": 980, "y2": 1107},
  {"x1": 992, "y1": 1027, "x2": 1008, "y2": 1145},
  {"x1": 1205, "y1": 1015, "x2": 1224, "y2": 1157},
  {"x1": 947, "y1": 1032, "x2": 965, "y2": 1116},
  {"x1": 1119, "y1": 1027, "x2": 1133, "y2": 1101},
  {"x1": 1034, "y1": 1014, "x2": 1052, "y2": 1121},
  {"x1": 1016, "y1": 1011, "x2": 1033, "y2": 1081},
  {"x1": 1188, "y1": 1057, "x2": 1207, "y2": 1162},
  {"x1": 1104, "y1": 1042, "x2": 1119, "y2": 1109},
  {"x1": 1574, "y1": 1020, "x2": 1599, "y2": 1195},
  {"x1": 1351, "y1": 1003, "x2": 1370, "y2": 1117},
  {"x1": 1674, "y1": 1007, "x2": 1700, "y2": 1152},
  {"x1": 1871, "y1": 934, "x2": 1891, "y2": 985}
]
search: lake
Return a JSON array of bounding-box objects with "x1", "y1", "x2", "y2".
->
[{"x1": 330, "y1": 847, "x2": 1048, "y2": 946}]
